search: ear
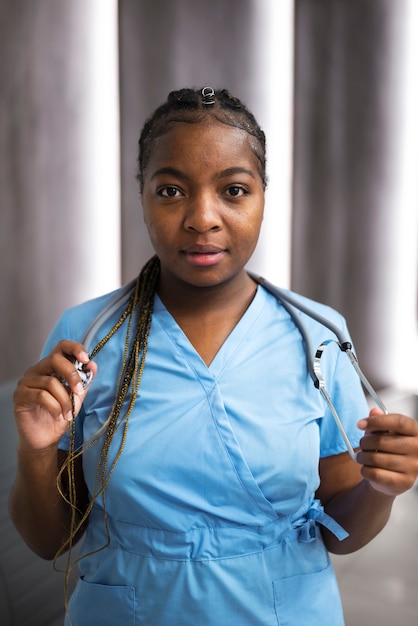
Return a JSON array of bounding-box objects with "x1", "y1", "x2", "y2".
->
[{"x1": 141, "y1": 198, "x2": 148, "y2": 225}]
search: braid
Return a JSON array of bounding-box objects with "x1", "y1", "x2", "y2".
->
[
  {"x1": 55, "y1": 255, "x2": 160, "y2": 623},
  {"x1": 137, "y1": 87, "x2": 267, "y2": 192}
]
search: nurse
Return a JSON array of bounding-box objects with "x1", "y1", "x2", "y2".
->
[{"x1": 10, "y1": 87, "x2": 418, "y2": 625}]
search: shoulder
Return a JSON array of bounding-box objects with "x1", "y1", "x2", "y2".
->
[
  {"x1": 280, "y1": 289, "x2": 345, "y2": 326},
  {"x1": 64, "y1": 280, "x2": 134, "y2": 329},
  {"x1": 67, "y1": 280, "x2": 134, "y2": 321},
  {"x1": 258, "y1": 280, "x2": 347, "y2": 330},
  {"x1": 41, "y1": 280, "x2": 136, "y2": 356}
]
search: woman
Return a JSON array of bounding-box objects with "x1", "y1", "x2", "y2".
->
[{"x1": 10, "y1": 87, "x2": 418, "y2": 625}]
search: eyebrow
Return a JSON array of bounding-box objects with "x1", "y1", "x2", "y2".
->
[
  {"x1": 150, "y1": 166, "x2": 257, "y2": 182},
  {"x1": 150, "y1": 167, "x2": 191, "y2": 182},
  {"x1": 216, "y1": 167, "x2": 256, "y2": 180}
]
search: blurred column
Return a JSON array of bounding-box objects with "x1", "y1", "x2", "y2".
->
[
  {"x1": 292, "y1": 0, "x2": 418, "y2": 390},
  {"x1": 0, "y1": 0, "x2": 120, "y2": 382}
]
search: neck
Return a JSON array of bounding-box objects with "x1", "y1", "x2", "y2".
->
[
  {"x1": 156, "y1": 269, "x2": 258, "y2": 366},
  {"x1": 157, "y1": 269, "x2": 257, "y2": 317}
]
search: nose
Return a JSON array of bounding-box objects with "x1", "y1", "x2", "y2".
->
[{"x1": 183, "y1": 191, "x2": 221, "y2": 233}]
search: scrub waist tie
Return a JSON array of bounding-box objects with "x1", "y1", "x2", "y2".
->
[{"x1": 84, "y1": 500, "x2": 347, "y2": 562}]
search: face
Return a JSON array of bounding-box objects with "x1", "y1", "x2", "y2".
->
[{"x1": 142, "y1": 120, "x2": 265, "y2": 292}]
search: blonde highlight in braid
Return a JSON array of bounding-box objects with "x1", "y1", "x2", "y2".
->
[{"x1": 55, "y1": 255, "x2": 160, "y2": 623}]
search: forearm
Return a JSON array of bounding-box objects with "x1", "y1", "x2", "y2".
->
[
  {"x1": 9, "y1": 445, "x2": 72, "y2": 560},
  {"x1": 322, "y1": 479, "x2": 395, "y2": 554}
]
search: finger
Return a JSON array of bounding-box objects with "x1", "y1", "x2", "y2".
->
[
  {"x1": 360, "y1": 432, "x2": 415, "y2": 454},
  {"x1": 369, "y1": 406, "x2": 385, "y2": 417},
  {"x1": 17, "y1": 362, "x2": 89, "y2": 420},
  {"x1": 51, "y1": 340, "x2": 90, "y2": 365},
  {"x1": 48, "y1": 340, "x2": 94, "y2": 393},
  {"x1": 359, "y1": 464, "x2": 418, "y2": 495},
  {"x1": 19, "y1": 353, "x2": 96, "y2": 422},
  {"x1": 357, "y1": 430, "x2": 418, "y2": 496},
  {"x1": 357, "y1": 406, "x2": 385, "y2": 432},
  {"x1": 357, "y1": 413, "x2": 418, "y2": 437},
  {"x1": 14, "y1": 342, "x2": 97, "y2": 426},
  {"x1": 24, "y1": 355, "x2": 83, "y2": 400},
  {"x1": 14, "y1": 376, "x2": 74, "y2": 422},
  {"x1": 49, "y1": 352, "x2": 96, "y2": 397},
  {"x1": 356, "y1": 449, "x2": 413, "y2": 473}
]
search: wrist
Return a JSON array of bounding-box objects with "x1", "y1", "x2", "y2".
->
[
  {"x1": 361, "y1": 477, "x2": 397, "y2": 503},
  {"x1": 16, "y1": 442, "x2": 61, "y2": 474}
]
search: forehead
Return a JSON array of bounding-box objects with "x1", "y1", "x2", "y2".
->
[{"x1": 144, "y1": 121, "x2": 261, "y2": 176}]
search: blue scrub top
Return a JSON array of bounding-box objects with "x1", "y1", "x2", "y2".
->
[{"x1": 43, "y1": 283, "x2": 368, "y2": 625}]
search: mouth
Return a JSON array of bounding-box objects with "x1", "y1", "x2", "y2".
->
[{"x1": 182, "y1": 244, "x2": 226, "y2": 267}]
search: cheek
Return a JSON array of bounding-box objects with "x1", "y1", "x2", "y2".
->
[
  {"x1": 238, "y1": 208, "x2": 264, "y2": 240},
  {"x1": 144, "y1": 215, "x2": 177, "y2": 253},
  {"x1": 143, "y1": 205, "x2": 167, "y2": 235}
]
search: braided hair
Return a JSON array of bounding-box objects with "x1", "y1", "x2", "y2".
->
[
  {"x1": 137, "y1": 87, "x2": 267, "y2": 192},
  {"x1": 57, "y1": 256, "x2": 161, "y2": 622}
]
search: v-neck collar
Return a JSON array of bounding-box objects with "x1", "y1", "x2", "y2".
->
[{"x1": 152, "y1": 286, "x2": 268, "y2": 380}]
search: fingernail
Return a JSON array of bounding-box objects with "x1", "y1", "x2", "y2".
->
[
  {"x1": 66, "y1": 411, "x2": 73, "y2": 421},
  {"x1": 75, "y1": 382, "x2": 84, "y2": 395},
  {"x1": 80, "y1": 351, "x2": 89, "y2": 363}
]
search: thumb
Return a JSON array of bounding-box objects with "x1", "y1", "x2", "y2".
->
[{"x1": 369, "y1": 406, "x2": 385, "y2": 417}]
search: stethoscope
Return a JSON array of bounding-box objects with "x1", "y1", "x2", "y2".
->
[
  {"x1": 79, "y1": 274, "x2": 388, "y2": 461},
  {"x1": 253, "y1": 275, "x2": 388, "y2": 460}
]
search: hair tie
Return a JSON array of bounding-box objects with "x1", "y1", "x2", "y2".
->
[{"x1": 201, "y1": 87, "x2": 215, "y2": 105}]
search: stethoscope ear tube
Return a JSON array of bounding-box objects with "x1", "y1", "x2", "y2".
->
[{"x1": 343, "y1": 347, "x2": 388, "y2": 415}]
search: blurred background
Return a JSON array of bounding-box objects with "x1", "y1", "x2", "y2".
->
[{"x1": 0, "y1": 1, "x2": 417, "y2": 624}]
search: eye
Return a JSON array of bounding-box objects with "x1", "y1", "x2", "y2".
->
[
  {"x1": 225, "y1": 185, "x2": 248, "y2": 198},
  {"x1": 157, "y1": 186, "x2": 182, "y2": 198}
]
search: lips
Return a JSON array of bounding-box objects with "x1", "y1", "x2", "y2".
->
[{"x1": 182, "y1": 244, "x2": 226, "y2": 267}]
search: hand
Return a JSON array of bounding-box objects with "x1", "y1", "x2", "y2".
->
[
  {"x1": 356, "y1": 407, "x2": 418, "y2": 496},
  {"x1": 13, "y1": 341, "x2": 97, "y2": 453}
]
